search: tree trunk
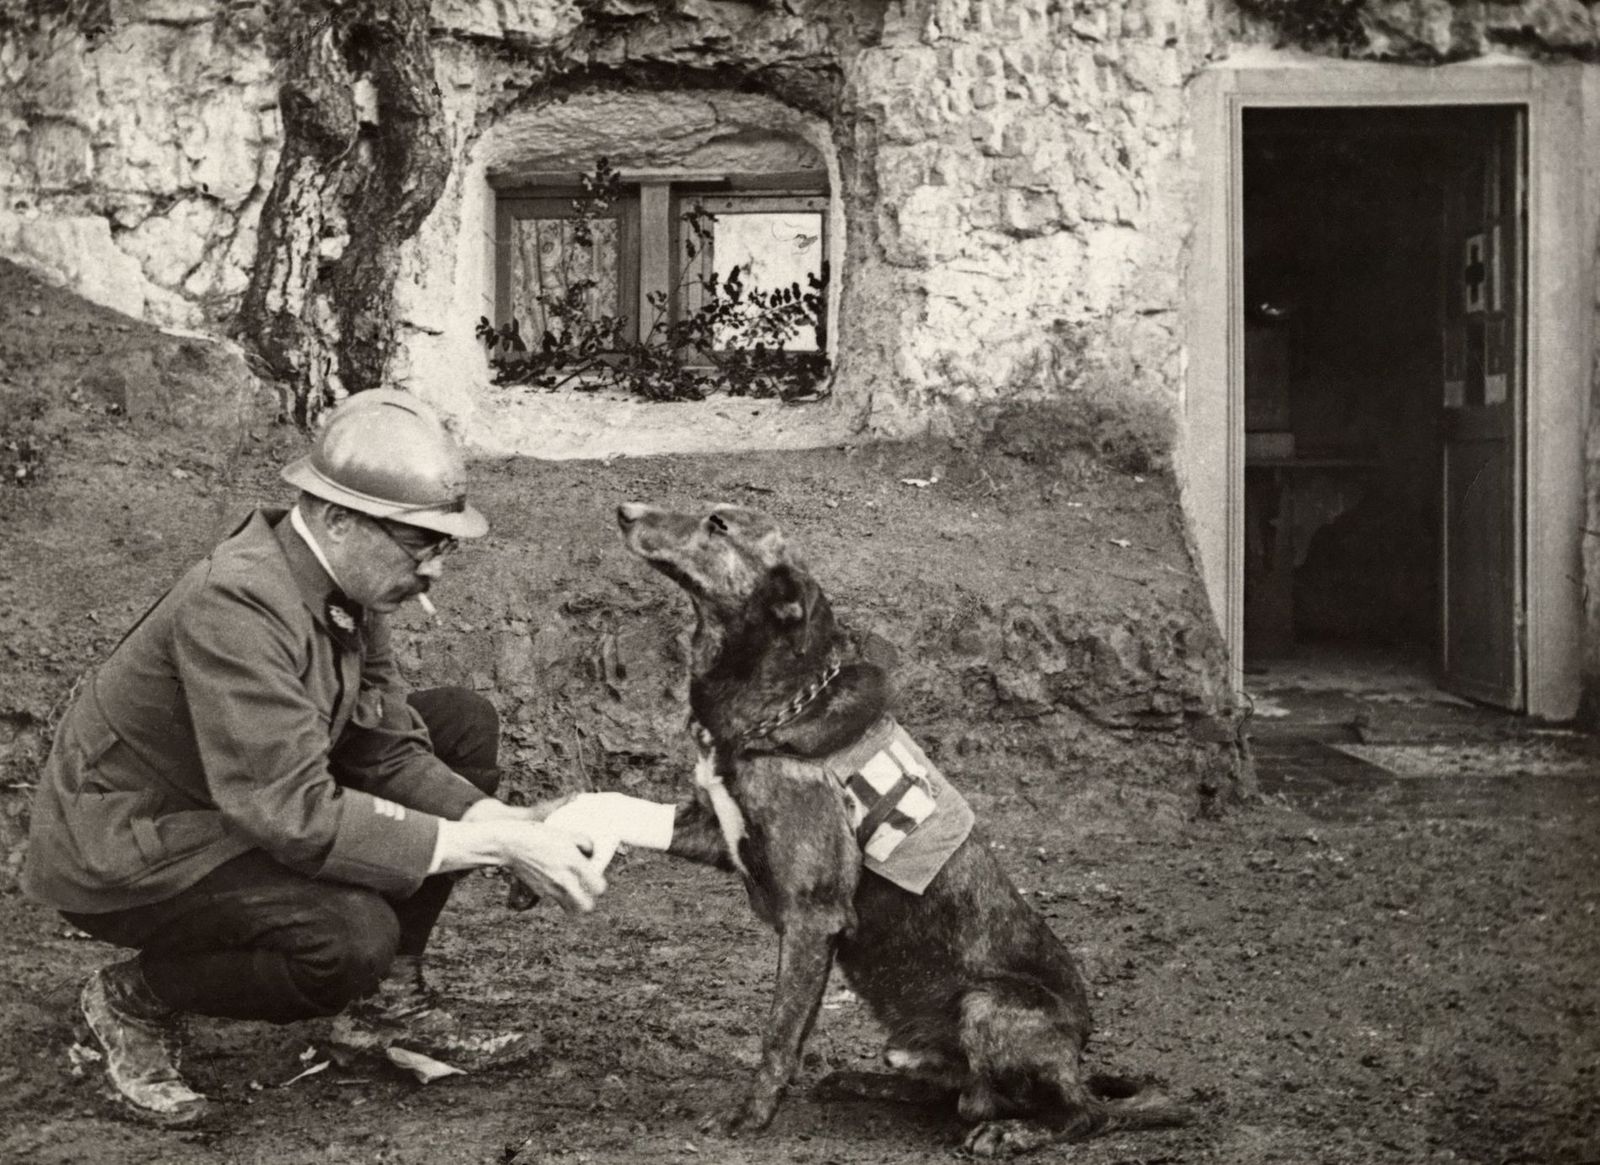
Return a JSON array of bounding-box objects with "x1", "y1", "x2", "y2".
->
[{"x1": 238, "y1": 0, "x2": 450, "y2": 428}]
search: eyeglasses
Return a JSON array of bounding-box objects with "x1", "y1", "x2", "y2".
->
[{"x1": 369, "y1": 516, "x2": 459, "y2": 564}]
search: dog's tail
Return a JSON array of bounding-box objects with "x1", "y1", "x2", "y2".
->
[{"x1": 1086, "y1": 1073, "x2": 1194, "y2": 1131}]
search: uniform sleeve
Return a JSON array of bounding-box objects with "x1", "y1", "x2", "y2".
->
[
  {"x1": 172, "y1": 578, "x2": 440, "y2": 898},
  {"x1": 330, "y1": 613, "x2": 488, "y2": 820}
]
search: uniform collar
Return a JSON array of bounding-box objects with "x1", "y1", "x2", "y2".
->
[
  {"x1": 267, "y1": 509, "x2": 359, "y2": 636},
  {"x1": 288, "y1": 504, "x2": 345, "y2": 594}
]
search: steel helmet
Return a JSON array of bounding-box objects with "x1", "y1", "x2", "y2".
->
[{"x1": 280, "y1": 389, "x2": 488, "y2": 539}]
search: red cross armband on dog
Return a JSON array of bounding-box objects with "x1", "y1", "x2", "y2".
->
[{"x1": 824, "y1": 718, "x2": 974, "y2": 895}]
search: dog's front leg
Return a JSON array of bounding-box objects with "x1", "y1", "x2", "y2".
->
[
  {"x1": 665, "y1": 795, "x2": 739, "y2": 872},
  {"x1": 715, "y1": 757, "x2": 859, "y2": 1134},
  {"x1": 722, "y1": 916, "x2": 838, "y2": 1134}
]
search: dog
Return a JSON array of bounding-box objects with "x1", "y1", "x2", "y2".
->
[{"x1": 616, "y1": 501, "x2": 1191, "y2": 1157}]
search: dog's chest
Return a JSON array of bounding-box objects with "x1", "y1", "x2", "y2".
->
[{"x1": 694, "y1": 748, "x2": 752, "y2": 878}]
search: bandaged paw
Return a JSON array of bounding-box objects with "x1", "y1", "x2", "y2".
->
[{"x1": 542, "y1": 792, "x2": 675, "y2": 857}]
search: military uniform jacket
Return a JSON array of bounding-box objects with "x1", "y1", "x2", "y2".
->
[{"x1": 22, "y1": 509, "x2": 488, "y2": 914}]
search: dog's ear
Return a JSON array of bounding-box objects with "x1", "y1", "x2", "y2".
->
[{"x1": 769, "y1": 563, "x2": 823, "y2": 655}]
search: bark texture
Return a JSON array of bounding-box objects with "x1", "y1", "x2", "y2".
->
[{"x1": 238, "y1": 0, "x2": 449, "y2": 427}]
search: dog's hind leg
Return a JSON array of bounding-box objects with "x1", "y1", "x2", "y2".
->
[
  {"x1": 963, "y1": 1115, "x2": 1097, "y2": 1158},
  {"x1": 955, "y1": 983, "x2": 1109, "y2": 1157},
  {"x1": 962, "y1": 1081, "x2": 1191, "y2": 1159},
  {"x1": 814, "y1": 1044, "x2": 962, "y2": 1108},
  {"x1": 811, "y1": 1069, "x2": 956, "y2": 1106},
  {"x1": 959, "y1": 1058, "x2": 1191, "y2": 1158},
  {"x1": 959, "y1": 1058, "x2": 1107, "y2": 1159}
]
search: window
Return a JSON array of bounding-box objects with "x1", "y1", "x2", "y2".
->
[
  {"x1": 673, "y1": 189, "x2": 829, "y2": 354},
  {"x1": 492, "y1": 172, "x2": 828, "y2": 356},
  {"x1": 495, "y1": 190, "x2": 641, "y2": 347}
]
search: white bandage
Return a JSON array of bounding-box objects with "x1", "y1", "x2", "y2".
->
[{"x1": 543, "y1": 792, "x2": 676, "y2": 852}]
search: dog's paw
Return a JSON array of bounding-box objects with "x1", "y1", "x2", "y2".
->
[
  {"x1": 962, "y1": 1119, "x2": 1049, "y2": 1158},
  {"x1": 812, "y1": 1069, "x2": 873, "y2": 1100},
  {"x1": 702, "y1": 1093, "x2": 778, "y2": 1137}
]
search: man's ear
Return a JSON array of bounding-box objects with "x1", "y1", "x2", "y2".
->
[
  {"x1": 307, "y1": 499, "x2": 357, "y2": 546},
  {"x1": 769, "y1": 563, "x2": 821, "y2": 655}
]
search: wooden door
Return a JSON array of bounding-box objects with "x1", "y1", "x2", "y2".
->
[{"x1": 1439, "y1": 108, "x2": 1525, "y2": 708}]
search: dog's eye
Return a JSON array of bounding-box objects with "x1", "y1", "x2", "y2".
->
[{"x1": 707, "y1": 513, "x2": 729, "y2": 534}]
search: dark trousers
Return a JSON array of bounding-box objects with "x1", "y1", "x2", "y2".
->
[{"x1": 62, "y1": 687, "x2": 499, "y2": 1024}]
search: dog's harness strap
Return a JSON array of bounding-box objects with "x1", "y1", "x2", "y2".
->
[
  {"x1": 689, "y1": 723, "x2": 751, "y2": 878},
  {"x1": 698, "y1": 714, "x2": 973, "y2": 896},
  {"x1": 825, "y1": 718, "x2": 975, "y2": 892},
  {"x1": 851, "y1": 773, "x2": 919, "y2": 849}
]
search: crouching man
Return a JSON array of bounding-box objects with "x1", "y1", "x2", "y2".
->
[{"x1": 21, "y1": 389, "x2": 619, "y2": 1127}]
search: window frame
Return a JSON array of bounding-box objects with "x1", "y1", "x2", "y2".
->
[
  {"x1": 493, "y1": 188, "x2": 642, "y2": 345},
  {"x1": 669, "y1": 185, "x2": 831, "y2": 357},
  {"x1": 491, "y1": 171, "x2": 831, "y2": 362}
]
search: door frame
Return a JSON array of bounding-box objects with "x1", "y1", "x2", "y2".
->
[{"x1": 1183, "y1": 61, "x2": 1591, "y2": 719}]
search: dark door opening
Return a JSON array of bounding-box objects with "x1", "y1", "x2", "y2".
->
[{"x1": 1241, "y1": 105, "x2": 1525, "y2": 709}]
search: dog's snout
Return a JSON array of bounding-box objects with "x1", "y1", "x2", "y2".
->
[{"x1": 617, "y1": 501, "x2": 649, "y2": 527}]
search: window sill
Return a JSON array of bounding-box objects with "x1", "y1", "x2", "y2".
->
[{"x1": 462, "y1": 386, "x2": 858, "y2": 461}]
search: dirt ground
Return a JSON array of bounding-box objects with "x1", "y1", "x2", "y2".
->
[
  {"x1": 1, "y1": 260, "x2": 1598, "y2": 1164},
  {"x1": 2, "y1": 776, "x2": 1597, "y2": 1165}
]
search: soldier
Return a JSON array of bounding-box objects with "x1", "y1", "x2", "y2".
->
[{"x1": 21, "y1": 389, "x2": 630, "y2": 1126}]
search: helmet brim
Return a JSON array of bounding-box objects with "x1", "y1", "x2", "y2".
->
[{"x1": 282, "y1": 457, "x2": 489, "y2": 539}]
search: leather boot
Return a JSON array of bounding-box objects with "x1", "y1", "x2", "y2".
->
[
  {"x1": 326, "y1": 954, "x2": 534, "y2": 1071},
  {"x1": 79, "y1": 958, "x2": 208, "y2": 1127}
]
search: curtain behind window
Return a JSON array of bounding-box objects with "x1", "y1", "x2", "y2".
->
[{"x1": 509, "y1": 217, "x2": 621, "y2": 345}]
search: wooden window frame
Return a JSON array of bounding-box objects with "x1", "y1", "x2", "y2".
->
[
  {"x1": 492, "y1": 173, "x2": 832, "y2": 362},
  {"x1": 494, "y1": 189, "x2": 641, "y2": 344},
  {"x1": 668, "y1": 187, "x2": 830, "y2": 357}
]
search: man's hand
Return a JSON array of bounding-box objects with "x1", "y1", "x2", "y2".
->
[
  {"x1": 498, "y1": 821, "x2": 609, "y2": 913},
  {"x1": 542, "y1": 793, "x2": 676, "y2": 874},
  {"x1": 459, "y1": 796, "x2": 573, "y2": 825},
  {"x1": 431, "y1": 817, "x2": 608, "y2": 913}
]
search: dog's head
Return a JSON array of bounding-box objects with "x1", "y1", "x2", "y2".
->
[{"x1": 616, "y1": 501, "x2": 826, "y2": 660}]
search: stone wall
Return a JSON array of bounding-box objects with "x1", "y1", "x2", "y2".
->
[
  {"x1": 0, "y1": 6, "x2": 278, "y2": 327},
  {"x1": 404, "y1": 0, "x2": 1215, "y2": 452},
  {"x1": 7, "y1": 0, "x2": 1600, "y2": 720},
  {"x1": 836, "y1": 0, "x2": 1209, "y2": 442},
  {"x1": 4, "y1": 0, "x2": 1596, "y2": 456}
]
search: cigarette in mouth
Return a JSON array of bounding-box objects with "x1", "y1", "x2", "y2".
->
[{"x1": 415, "y1": 593, "x2": 437, "y2": 618}]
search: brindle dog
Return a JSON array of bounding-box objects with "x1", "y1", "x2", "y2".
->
[{"x1": 617, "y1": 501, "x2": 1191, "y2": 1157}]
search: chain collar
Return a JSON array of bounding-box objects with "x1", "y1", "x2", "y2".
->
[{"x1": 692, "y1": 650, "x2": 842, "y2": 750}]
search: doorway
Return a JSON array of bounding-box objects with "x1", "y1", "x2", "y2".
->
[
  {"x1": 1240, "y1": 105, "x2": 1525, "y2": 709},
  {"x1": 1183, "y1": 64, "x2": 1588, "y2": 724}
]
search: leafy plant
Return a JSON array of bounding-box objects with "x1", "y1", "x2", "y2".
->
[
  {"x1": 1233, "y1": 0, "x2": 1367, "y2": 53},
  {"x1": 480, "y1": 159, "x2": 831, "y2": 404}
]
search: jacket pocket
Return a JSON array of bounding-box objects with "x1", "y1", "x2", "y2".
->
[
  {"x1": 131, "y1": 809, "x2": 225, "y2": 866},
  {"x1": 69, "y1": 789, "x2": 156, "y2": 885}
]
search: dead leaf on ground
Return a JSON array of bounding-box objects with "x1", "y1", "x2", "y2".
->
[
  {"x1": 386, "y1": 1045, "x2": 466, "y2": 1083},
  {"x1": 280, "y1": 1058, "x2": 331, "y2": 1087}
]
